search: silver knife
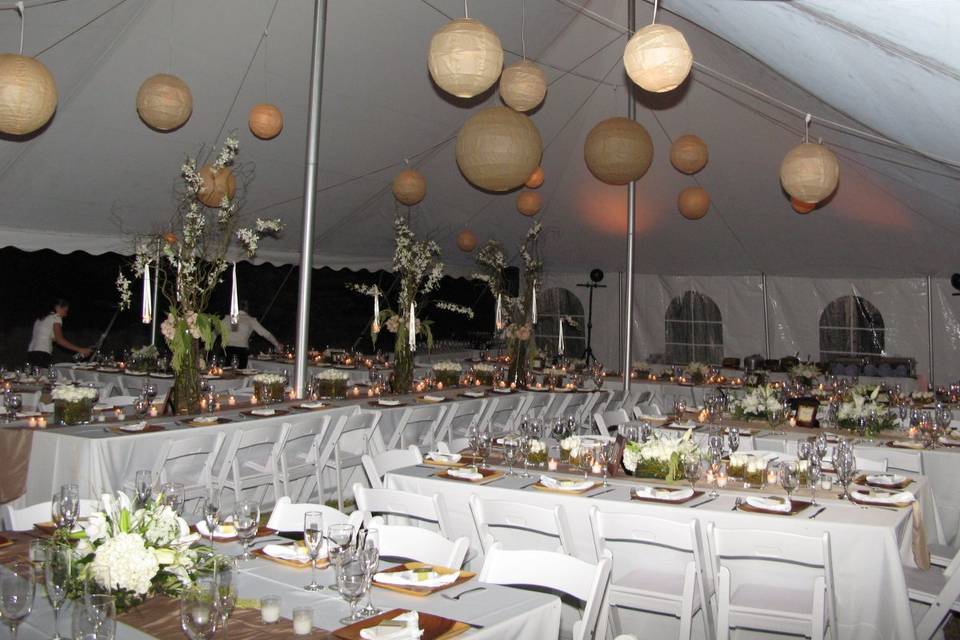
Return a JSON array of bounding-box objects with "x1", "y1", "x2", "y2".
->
[
  {"x1": 689, "y1": 497, "x2": 717, "y2": 509},
  {"x1": 808, "y1": 506, "x2": 826, "y2": 519}
]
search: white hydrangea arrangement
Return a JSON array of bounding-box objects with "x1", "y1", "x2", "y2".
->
[
  {"x1": 473, "y1": 363, "x2": 496, "y2": 372},
  {"x1": 315, "y1": 370, "x2": 349, "y2": 381},
  {"x1": 526, "y1": 438, "x2": 547, "y2": 464},
  {"x1": 313, "y1": 369, "x2": 349, "y2": 398},
  {"x1": 789, "y1": 363, "x2": 821, "y2": 386},
  {"x1": 432, "y1": 361, "x2": 462, "y2": 386},
  {"x1": 622, "y1": 429, "x2": 699, "y2": 481},
  {"x1": 559, "y1": 435, "x2": 581, "y2": 461},
  {"x1": 683, "y1": 362, "x2": 711, "y2": 384},
  {"x1": 252, "y1": 373, "x2": 285, "y2": 385},
  {"x1": 432, "y1": 361, "x2": 462, "y2": 373},
  {"x1": 837, "y1": 385, "x2": 883, "y2": 424},
  {"x1": 730, "y1": 385, "x2": 781, "y2": 420},
  {"x1": 51, "y1": 385, "x2": 99, "y2": 402},
  {"x1": 912, "y1": 390, "x2": 935, "y2": 403}
]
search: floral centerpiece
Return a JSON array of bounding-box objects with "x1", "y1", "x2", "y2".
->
[
  {"x1": 622, "y1": 429, "x2": 700, "y2": 481},
  {"x1": 789, "y1": 362, "x2": 821, "y2": 387},
  {"x1": 431, "y1": 361, "x2": 462, "y2": 387},
  {"x1": 559, "y1": 435, "x2": 581, "y2": 463},
  {"x1": 526, "y1": 438, "x2": 547, "y2": 465},
  {"x1": 632, "y1": 360, "x2": 651, "y2": 378},
  {"x1": 52, "y1": 385, "x2": 98, "y2": 425},
  {"x1": 312, "y1": 369, "x2": 349, "y2": 399},
  {"x1": 727, "y1": 452, "x2": 771, "y2": 486},
  {"x1": 730, "y1": 385, "x2": 781, "y2": 421},
  {"x1": 541, "y1": 367, "x2": 565, "y2": 388},
  {"x1": 128, "y1": 345, "x2": 159, "y2": 373},
  {"x1": 837, "y1": 385, "x2": 897, "y2": 435},
  {"x1": 252, "y1": 372, "x2": 286, "y2": 404},
  {"x1": 117, "y1": 137, "x2": 283, "y2": 414},
  {"x1": 912, "y1": 390, "x2": 935, "y2": 404},
  {"x1": 472, "y1": 362, "x2": 497, "y2": 386},
  {"x1": 68, "y1": 492, "x2": 211, "y2": 612},
  {"x1": 683, "y1": 362, "x2": 711, "y2": 384}
]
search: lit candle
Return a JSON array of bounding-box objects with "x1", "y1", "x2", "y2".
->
[
  {"x1": 717, "y1": 471, "x2": 728, "y2": 488},
  {"x1": 352, "y1": 387, "x2": 360, "y2": 397},
  {"x1": 591, "y1": 462, "x2": 602, "y2": 474},
  {"x1": 766, "y1": 469, "x2": 778, "y2": 485},
  {"x1": 191, "y1": 606, "x2": 210, "y2": 626},
  {"x1": 788, "y1": 417, "x2": 797, "y2": 428},
  {"x1": 820, "y1": 476, "x2": 833, "y2": 491},
  {"x1": 909, "y1": 427, "x2": 918, "y2": 439},
  {"x1": 26, "y1": 417, "x2": 36, "y2": 427},
  {"x1": 37, "y1": 416, "x2": 46, "y2": 428},
  {"x1": 199, "y1": 398, "x2": 207, "y2": 411},
  {"x1": 228, "y1": 395, "x2": 236, "y2": 406},
  {"x1": 250, "y1": 395, "x2": 258, "y2": 405},
  {"x1": 437, "y1": 382, "x2": 444, "y2": 391},
  {"x1": 260, "y1": 596, "x2": 281, "y2": 624},
  {"x1": 149, "y1": 405, "x2": 159, "y2": 417},
  {"x1": 509, "y1": 382, "x2": 516, "y2": 390},
  {"x1": 289, "y1": 389, "x2": 297, "y2": 400},
  {"x1": 293, "y1": 608, "x2": 312, "y2": 635},
  {"x1": 548, "y1": 458, "x2": 558, "y2": 471},
  {"x1": 367, "y1": 388, "x2": 374, "y2": 397},
  {"x1": 114, "y1": 408, "x2": 124, "y2": 419}
]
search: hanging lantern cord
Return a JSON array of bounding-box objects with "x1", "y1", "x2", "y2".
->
[
  {"x1": 16, "y1": 1, "x2": 24, "y2": 55},
  {"x1": 651, "y1": 0, "x2": 658, "y2": 25},
  {"x1": 805, "y1": 113, "x2": 812, "y2": 144},
  {"x1": 463, "y1": 0, "x2": 468, "y2": 19},
  {"x1": 521, "y1": 0, "x2": 526, "y2": 59}
]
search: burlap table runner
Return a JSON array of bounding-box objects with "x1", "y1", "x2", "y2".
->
[{"x1": 0, "y1": 428, "x2": 34, "y2": 502}]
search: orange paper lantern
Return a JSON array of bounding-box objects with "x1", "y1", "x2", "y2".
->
[
  {"x1": 392, "y1": 169, "x2": 427, "y2": 205},
  {"x1": 792, "y1": 198, "x2": 816, "y2": 214},
  {"x1": 499, "y1": 60, "x2": 547, "y2": 112},
  {"x1": 457, "y1": 229, "x2": 478, "y2": 252},
  {"x1": 0, "y1": 54, "x2": 57, "y2": 135},
  {"x1": 428, "y1": 19, "x2": 503, "y2": 99},
  {"x1": 136, "y1": 74, "x2": 192, "y2": 131},
  {"x1": 623, "y1": 24, "x2": 693, "y2": 93},
  {"x1": 197, "y1": 165, "x2": 236, "y2": 208},
  {"x1": 584, "y1": 117, "x2": 653, "y2": 185},
  {"x1": 780, "y1": 142, "x2": 839, "y2": 204},
  {"x1": 670, "y1": 134, "x2": 708, "y2": 174},
  {"x1": 248, "y1": 103, "x2": 283, "y2": 139},
  {"x1": 517, "y1": 191, "x2": 542, "y2": 217},
  {"x1": 678, "y1": 186, "x2": 710, "y2": 219},
  {"x1": 455, "y1": 106, "x2": 542, "y2": 192},
  {"x1": 525, "y1": 166, "x2": 544, "y2": 189}
]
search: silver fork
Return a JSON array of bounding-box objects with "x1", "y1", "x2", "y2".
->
[
  {"x1": 441, "y1": 587, "x2": 486, "y2": 601},
  {"x1": 731, "y1": 497, "x2": 743, "y2": 511}
]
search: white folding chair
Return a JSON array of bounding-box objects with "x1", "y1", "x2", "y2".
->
[
  {"x1": 595, "y1": 409, "x2": 630, "y2": 433},
  {"x1": 590, "y1": 507, "x2": 714, "y2": 639},
  {"x1": 368, "y1": 517, "x2": 469, "y2": 569},
  {"x1": 634, "y1": 401, "x2": 664, "y2": 420},
  {"x1": 151, "y1": 431, "x2": 226, "y2": 509},
  {"x1": 431, "y1": 398, "x2": 486, "y2": 443},
  {"x1": 857, "y1": 457, "x2": 888, "y2": 472},
  {"x1": 706, "y1": 523, "x2": 838, "y2": 640},
  {"x1": 2, "y1": 499, "x2": 99, "y2": 531},
  {"x1": 353, "y1": 483, "x2": 452, "y2": 537},
  {"x1": 265, "y1": 496, "x2": 362, "y2": 531},
  {"x1": 436, "y1": 438, "x2": 470, "y2": 455},
  {"x1": 469, "y1": 495, "x2": 577, "y2": 557},
  {"x1": 479, "y1": 542, "x2": 612, "y2": 640},
  {"x1": 575, "y1": 392, "x2": 604, "y2": 424},
  {"x1": 482, "y1": 395, "x2": 525, "y2": 432},
  {"x1": 621, "y1": 389, "x2": 653, "y2": 415},
  {"x1": 18, "y1": 390, "x2": 42, "y2": 411},
  {"x1": 216, "y1": 423, "x2": 288, "y2": 506},
  {"x1": 520, "y1": 393, "x2": 554, "y2": 420},
  {"x1": 907, "y1": 546, "x2": 960, "y2": 639},
  {"x1": 104, "y1": 395, "x2": 139, "y2": 407},
  {"x1": 361, "y1": 446, "x2": 423, "y2": 489},
  {"x1": 276, "y1": 416, "x2": 330, "y2": 502},
  {"x1": 599, "y1": 390, "x2": 627, "y2": 414},
  {"x1": 387, "y1": 404, "x2": 447, "y2": 450},
  {"x1": 329, "y1": 410, "x2": 382, "y2": 510}
]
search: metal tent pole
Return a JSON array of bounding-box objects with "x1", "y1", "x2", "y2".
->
[
  {"x1": 622, "y1": 0, "x2": 637, "y2": 393},
  {"x1": 927, "y1": 275, "x2": 935, "y2": 385},
  {"x1": 293, "y1": 0, "x2": 328, "y2": 398},
  {"x1": 761, "y1": 273, "x2": 770, "y2": 358}
]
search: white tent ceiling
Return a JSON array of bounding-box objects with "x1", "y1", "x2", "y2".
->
[{"x1": 0, "y1": 0, "x2": 957, "y2": 277}]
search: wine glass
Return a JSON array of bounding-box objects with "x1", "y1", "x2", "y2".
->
[
  {"x1": 327, "y1": 524, "x2": 355, "y2": 591},
  {"x1": 0, "y1": 561, "x2": 35, "y2": 640},
  {"x1": 213, "y1": 557, "x2": 238, "y2": 636},
  {"x1": 233, "y1": 500, "x2": 260, "y2": 561},
  {"x1": 683, "y1": 455, "x2": 702, "y2": 491},
  {"x1": 303, "y1": 511, "x2": 325, "y2": 591},
  {"x1": 180, "y1": 585, "x2": 219, "y2": 640},
  {"x1": 72, "y1": 594, "x2": 116, "y2": 640},
  {"x1": 779, "y1": 460, "x2": 799, "y2": 499},
  {"x1": 503, "y1": 436, "x2": 519, "y2": 476},
  {"x1": 133, "y1": 395, "x2": 150, "y2": 418},
  {"x1": 807, "y1": 461, "x2": 822, "y2": 506},
  {"x1": 134, "y1": 470, "x2": 153, "y2": 508},
  {"x1": 814, "y1": 433, "x2": 829, "y2": 463},
  {"x1": 797, "y1": 440, "x2": 813, "y2": 462},
  {"x1": 597, "y1": 441, "x2": 613, "y2": 487},
  {"x1": 518, "y1": 437, "x2": 533, "y2": 478},
  {"x1": 53, "y1": 484, "x2": 79, "y2": 532},
  {"x1": 673, "y1": 397, "x2": 687, "y2": 419},
  {"x1": 578, "y1": 441, "x2": 598, "y2": 481},
  {"x1": 7, "y1": 393, "x2": 22, "y2": 419},
  {"x1": 3, "y1": 392, "x2": 14, "y2": 423},
  {"x1": 358, "y1": 529, "x2": 381, "y2": 617},
  {"x1": 726, "y1": 428, "x2": 740, "y2": 454},
  {"x1": 202, "y1": 486, "x2": 221, "y2": 547},
  {"x1": 142, "y1": 380, "x2": 158, "y2": 403},
  {"x1": 44, "y1": 543, "x2": 71, "y2": 640},
  {"x1": 337, "y1": 558, "x2": 367, "y2": 624},
  {"x1": 160, "y1": 482, "x2": 185, "y2": 516}
]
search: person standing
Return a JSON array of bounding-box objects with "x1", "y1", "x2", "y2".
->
[
  {"x1": 222, "y1": 301, "x2": 281, "y2": 368},
  {"x1": 26, "y1": 299, "x2": 92, "y2": 367}
]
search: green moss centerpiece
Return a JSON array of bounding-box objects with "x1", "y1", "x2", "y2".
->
[
  {"x1": 312, "y1": 369, "x2": 349, "y2": 399},
  {"x1": 432, "y1": 361, "x2": 462, "y2": 388},
  {"x1": 252, "y1": 373, "x2": 286, "y2": 404},
  {"x1": 52, "y1": 385, "x2": 97, "y2": 425}
]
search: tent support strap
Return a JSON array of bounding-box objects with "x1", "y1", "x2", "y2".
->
[
  {"x1": 762, "y1": 272, "x2": 770, "y2": 359},
  {"x1": 622, "y1": 0, "x2": 637, "y2": 393},
  {"x1": 294, "y1": 0, "x2": 328, "y2": 398},
  {"x1": 150, "y1": 239, "x2": 160, "y2": 346},
  {"x1": 927, "y1": 275, "x2": 934, "y2": 385}
]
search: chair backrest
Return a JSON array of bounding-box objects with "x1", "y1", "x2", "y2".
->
[
  {"x1": 479, "y1": 543, "x2": 612, "y2": 640},
  {"x1": 520, "y1": 393, "x2": 554, "y2": 420},
  {"x1": 367, "y1": 518, "x2": 469, "y2": 569},
  {"x1": 432, "y1": 398, "x2": 486, "y2": 443},
  {"x1": 361, "y1": 446, "x2": 423, "y2": 489},
  {"x1": 2, "y1": 499, "x2": 99, "y2": 531},
  {"x1": 545, "y1": 394, "x2": 574, "y2": 421},
  {"x1": 278, "y1": 415, "x2": 331, "y2": 472},
  {"x1": 265, "y1": 496, "x2": 361, "y2": 531},
  {"x1": 621, "y1": 388, "x2": 653, "y2": 414},
  {"x1": 483, "y1": 395, "x2": 525, "y2": 431},
  {"x1": 594, "y1": 409, "x2": 630, "y2": 433},
  {"x1": 857, "y1": 457, "x2": 887, "y2": 472},
  {"x1": 353, "y1": 483, "x2": 451, "y2": 536},
  {"x1": 216, "y1": 422, "x2": 288, "y2": 488},
  {"x1": 153, "y1": 431, "x2": 226, "y2": 489},
  {"x1": 436, "y1": 438, "x2": 470, "y2": 455},
  {"x1": 575, "y1": 392, "x2": 604, "y2": 424},
  {"x1": 387, "y1": 404, "x2": 447, "y2": 449},
  {"x1": 599, "y1": 390, "x2": 626, "y2": 413},
  {"x1": 338, "y1": 409, "x2": 383, "y2": 455},
  {"x1": 470, "y1": 495, "x2": 577, "y2": 557}
]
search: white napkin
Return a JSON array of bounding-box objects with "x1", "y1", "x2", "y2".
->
[
  {"x1": 426, "y1": 452, "x2": 461, "y2": 463},
  {"x1": 374, "y1": 569, "x2": 459, "y2": 588},
  {"x1": 119, "y1": 421, "x2": 148, "y2": 432},
  {"x1": 890, "y1": 440, "x2": 925, "y2": 450},
  {"x1": 203, "y1": 374, "x2": 221, "y2": 379},
  {"x1": 195, "y1": 522, "x2": 237, "y2": 539},
  {"x1": 93, "y1": 403, "x2": 113, "y2": 411},
  {"x1": 633, "y1": 486, "x2": 694, "y2": 501},
  {"x1": 463, "y1": 391, "x2": 485, "y2": 398},
  {"x1": 378, "y1": 399, "x2": 401, "y2": 406},
  {"x1": 191, "y1": 416, "x2": 219, "y2": 425},
  {"x1": 422, "y1": 394, "x2": 445, "y2": 403},
  {"x1": 446, "y1": 467, "x2": 483, "y2": 481},
  {"x1": 492, "y1": 387, "x2": 512, "y2": 394},
  {"x1": 16, "y1": 411, "x2": 42, "y2": 418},
  {"x1": 359, "y1": 611, "x2": 423, "y2": 640},
  {"x1": 262, "y1": 543, "x2": 314, "y2": 562},
  {"x1": 851, "y1": 489, "x2": 914, "y2": 505},
  {"x1": 637, "y1": 413, "x2": 668, "y2": 422},
  {"x1": 865, "y1": 473, "x2": 906, "y2": 487},
  {"x1": 299, "y1": 401, "x2": 326, "y2": 409},
  {"x1": 670, "y1": 420, "x2": 699, "y2": 429},
  {"x1": 745, "y1": 496, "x2": 792, "y2": 512},
  {"x1": 539, "y1": 475, "x2": 594, "y2": 492},
  {"x1": 249, "y1": 408, "x2": 276, "y2": 417}
]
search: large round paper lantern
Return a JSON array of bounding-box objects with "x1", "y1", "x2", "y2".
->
[
  {"x1": 0, "y1": 54, "x2": 57, "y2": 136},
  {"x1": 517, "y1": 191, "x2": 542, "y2": 217},
  {"x1": 248, "y1": 103, "x2": 283, "y2": 139},
  {"x1": 623, "y1": 24, "x2": 693, "y2": 93},
  {"x1": 196, "y1": 165, "x2": 236, "y2": 208},
  {"x1": 457, "y1": 229, "x2": 478, "y2": 252},
  {"x1": 456, "y1": 106, "x2": 542, "y2": 192},
  {"x1": 499, "y1": 60, "x2": 547, "y2": 112},
  {"x1": 678, "y1": 186, "x2": 710, "y2": 219},
  {"x1": 136, "y1": 73, "x2": 192, "y2": 131},
  {"x1": 525, "y1": 166, "x2": 544, "y2": 189},
  {"x1": 392, "y1": 169, "x2": 426, "y2": 206},
  {"x1": 791, "y1": 197, "x2": 816, "y2": 214},
  {"x1": 584, "y1": 117, "x2": 653, "y2": 185},
  {"x1": 780, "y1": 143, "x2": 839, "y2": 204},
  {"x1": 670, "y1": 134, "x2": 708, "y2": 174},
  {"x1": 428, "y1": 18, "x2": 503, "y2": 99}
]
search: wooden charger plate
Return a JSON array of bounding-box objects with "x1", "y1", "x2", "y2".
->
[
  {"x1": 0, "y1": 535, "x2": 13, "y2": 549},
  {"x1": 416, "y1": 396, "x2": 449, "y2": 404},
  {"x1": 737, "y1": 497, "x2": 812, "y2": 516},
  {"x1": 631, "y1": 487, "x2": 704, "y2": 504},
  {"x1": 369, "y1": 400, "x2": 407, "y2": 408},
  {"x1": 180, "y1": 417, "x2": 233, "y2": 427},
  {"x1": 333, "y1": 608, "x2": 469, "y2": 640},
  {"x1": 854, "y1": 473, "x2": 913, "y2": 490},
  {"x1": 849, "y1": 489, "x2": 914, "y2": 509},
  {"x1": 251, "y1": 542, "x2": 329, "y2": 569},
  {"x1": 190, "y1": 524, "x2": 274, "y2": 543},
  {"x1": 105, "y1": 424, "x2": 166, "y2": 435},
  {"x1": 373, "y1": 562, "x2": 475, "y2": 597},
  {"x1": 433, "y1": 468, "x2": 503, "y2": 485},
  {"x1": 293, "y1": 403, "x2": 330, "y2": 411},
  {"x1": 241, "y1": 409, "x2": 290, "y2": 418},
  {"x1": 34, "y1": 520, "x2": 86, "y2": 536},
  {"x1": 531, "y1": 481, "x2": 601, "y2": 495}
]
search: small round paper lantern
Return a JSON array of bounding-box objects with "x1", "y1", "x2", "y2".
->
[
  {"x1": 248, "y1": 103, "x2": 283, "y2": 139},
  {"x1": 670, "y1": 134, "x2": 708, "y2": 174},
  {"x1": 780, "y1": 142, "x2": 839, "y2": 204},
  {"x1": 791, "y1": 197, "x2": 816, "y2": 214},
  {"x1": 457, "y1": 229, "x2": 478, "y2": 252},
  {"x1": 392, "y1": 169, "x2": 427, "y2": 206},
  {"x1": 584, "y1": 117, "x2": 653, "y2": 185},
  {"x1": 456, "y1": 106, "x2": 542, "y2": 192},
  {"x1": 517, "y1": 191, "x2": 542, "y2": 217},
  {"x1": 0, "y1": 54, "x2": 58, "y2": 136},
  {"x1": 623, "y1": 24, "x2": 693, "y2": 93},
  {"x1": 136, "y1": 73, "x2": 192, "y2": 131},
  {"x1": 678, "y1": 186, "x2": 710, "y2": 219},
  {"x1": 499, "y1": 60, "x2": 547, "y2": 112},
  {"x1": 428, "y1": 18, "x2": 503, "y2": 99},
  {"x1": 525, "y1": 166, "x2": 544, "y2": 189},
  {"x1": 196, "y1": 165, "x2": 236, "y2": 208}
]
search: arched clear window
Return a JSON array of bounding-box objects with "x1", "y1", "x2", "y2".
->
[
  {"x1": 665, "y1": 290, "x2": 723, "y2": 364},
  {"x1": 534, "y1": 288, "x2": 585, "y2": 359},
  {"x1": 819, "y1": 295, "x2": 884, "y2": 360}
]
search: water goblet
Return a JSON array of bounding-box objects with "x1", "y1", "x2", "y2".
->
[
  {"x1": 326, "y1": 524, "x2": 355, "y2": 591},
  {"x1": 133, "y1": 396, "x2": 150, "y2": 418},
  {"x1": 303, "y1": 511, "x2": 325, "y2": 591},
  {"x1": 54, "y1": 484, "x2": 79, "y2": 532},
  {"x1": 7, "y1": 393, "x2": 22, "y2": 420},
  {"x1": 578, "y1": 441, "x2": 598, "y2": 481},
  {"x1": 726, "y1": 428, "x2": 740, "y2": 454},
  {"x1": 142, "y1": 380, "x2": 158, "y2": 403},
  {"x1": 797, "y1": 440, "x2": 813, "y2": 462},
  {"x1": 134, "y1": 470, "x2": 153, "y2": 508},
  {"x1": 44, "y1": 543, "x2": 72, "y2": 639},
  {"x1": 180, "y1": 585, "x2": 219, "y2": 640},
  {"x1": 359, "y1": 529, "x2": 382, "y2": 617},
  {"x1": 337, "y1": 558, "x2": 368, "y2": 624},
  {"x1": 779, "y1": 460, "x2": 799, "y2": 499},
  {"x1": 213, "y1": 557, "x2": 238, "y2": 636},
  {"x1": 518, "y1": 436, "x2": 533, "y2": 478},
  {"x1": 502, "y1": 436, "x2": 519, "y2": 476},
  {"x1": 639, "y1": 423, "x2": 653, "y2": 443},
  {"x1": 202, "y1": 486, "x2": 221, "y2": 547},
  {"x1": 814, "y1": 433, "x2": 829, "y2": 462},
  {"x1": 807, "y1": 461, "x2": 822, "y2": 506},
  {"x1": 72, "y1": 594, "x2": 116, "y2": 640},
  {"x1": 0, "y1": 561, "x2": 35, "y2": 640},
  {"x1": 683, "y1": 455, "x2": 702, "y2": 491},
  {"x1": 673, "y1": 398, "x2": 687, "y2": 419},
  {"x1": 232, "y1": 500, "x2": 260, "y2": 561},
  {"x1": 159, "y1": 482, "x2": 185, "y2": 516}
]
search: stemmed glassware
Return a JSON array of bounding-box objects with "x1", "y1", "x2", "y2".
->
[
  {"x1": 779, "y1": 460, "x2": 799, "y2": 500},
  {"x1": 337, "y1": 557, "x2": 368, "y2": 624},
  {"x1": 326, "y1": 524, "x2": 355, "y2": 591},
  {"x1": 213, "y1": 557, "x2": 238, "y2": 636},
  {"x1": 673, "y1": 398, "x2": 687, "y2": 419},
  {"x1": 597, "y1": 442, "x2": 612, "y2": 487},
  {"x1": 797, "y1": 441, "x2": 812, "y2": 463},
  {"x1": 502, "y1": 436, "x2": 519, "y2": 476},
  {"x1": 233, "y1": 500, "x2": 260, "y2": 561},
  {"x1": 683, "y1": 455, "x2": 702, "y2": 491},
  {"x1": 303, "y1": 511, "x2": 325, "y2": 591},
  {"x1": 142, "y1": 379, "x2": 158, "y2": 404},
  {"x1": 578, "y1": 442, "x2": 598, "y2": 481},
  {"x1": 807, "y1": 460, "x2": 822, "y2": 506},
  {"x1": 72, "y1": 593, "x2": 116, "y2": 640},
  {"x1": 52, "y1": 484, "x2": 79, "y2": 533},
  {"x1": 180, "y1": 584, "x2": 219, "y2": 640},
  {"x1": 202, "y1": 486, "x2": 221, "y2": 547},
  {"x1": 726, "y1": 428, "x2": 740, "y2": 454},
  {"x1": 813, "y1": 433, "x2": 829, "y2": 464},
  {"x1": 832, "y1": 444, "x2": 857, "y2": 499},
  {"x1": 6, "y1": 393, "x2": 22, "y2": 421},
  {"x1": 135, "y1": 470, "x2": 153, "y2": 509},
  {"x1": 358, "y1": 529, "x2": 381, "y2": 617},
  {"x1": 160, "y1": 482, "x2": 185, "y2": 516},
  {"x1": 518, "y1": 436, "x2": 533, "y2": 478},
  {"x1": 44, "y1": 543, "x2": 72, "y2": 640},
  {"x1": 1, "y1": 561, "x2": 36, "y2": 640}
]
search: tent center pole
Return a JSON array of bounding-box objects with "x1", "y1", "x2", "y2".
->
[
  {"x1": 622, "y1": 0, "x2": 637, "y2": 393},
  {"x1": 927, "y1": 275, "x2": 934, "y2": 386},
  {"x1": 294, "y1": 0, "x2": 328, "y2": 398},
  {"x1": 761, "y1": 272, "x2": 770, "y2": 359}
]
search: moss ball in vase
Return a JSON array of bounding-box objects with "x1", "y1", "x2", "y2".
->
[
  {"x1": 51, "y1": 385, "x2": 97, "y2": 425},
  {"x1": 252, "y1": 373, "x2": 286, "y2": 404},
  {"x1": 312, "y1": 370, "x2": 349, "y2": 399}
]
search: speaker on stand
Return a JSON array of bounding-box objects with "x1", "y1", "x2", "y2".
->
[{"x1": 577, "y1": 269, "x2": 607, "y2": 366}]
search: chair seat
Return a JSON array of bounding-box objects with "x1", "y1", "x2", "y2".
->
[
  {"x1": 928, "y1": 543, "x2": 958, "y2": 567},
  {"x1": 609, "y1": 568, "x2": 694, "y2": 616},
  {"x1": 904, "y1": 566, "x2": 952, "y2": 605},
  {"x1": 242, "y1": 460, "x2": 272, "y2": 474},
  {"x1": 728, "y1": 583, "x2": 819, "y2": 634}
]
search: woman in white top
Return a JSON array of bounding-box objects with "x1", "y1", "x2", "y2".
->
[
  {"x1": 221, "y1": 301, "x2": 281, "y2": 368},
  {"x1": 26, "y1": 299, "x2": 92, "y2": 367}
]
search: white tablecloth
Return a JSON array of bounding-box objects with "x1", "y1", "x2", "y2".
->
[{"x1": 54, "y1": 365, "x2": 247, "y2": 396}]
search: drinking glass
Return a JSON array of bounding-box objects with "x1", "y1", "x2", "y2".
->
[
  {"x1": 133, "y1": 396, "x2": 150, "y2": 418},
  {"x1": 476, "y1": 430, "x2": 491, "y2": 469},
  {"x1": 578, "y1": 442, "x2": 598, "y2": 481},
  {"x1": 213, "y1": 557, "x2": 238, "y2": 636},
  {"x1": 180, "y1": 585, "x2": 219, "y2": 640},
  {"x1": 673, "y1": 398, "x2": 686, "y2": 419},
  {"x1": 797, "y1": 440, "x2": 812, "y2": 462},
  {"x1": 303, "y1": 511, "x2": 325, "y2": 591},
  {"x1": 726, "y1": 428, "x2": 740, "y2": 454},
  {"x1": 327, "y1": 524, "x2": 355, "y2": 591},
  {"x1": 232, "y1": 500, "x2": 260, "y2": 561},
  {"x1": 159, "y1": 482, "x2": 185, "y2": 516},
  {"x1": 44, "y1": 543, "x2": 71, "y2": 639},
  {"x1": 202, "y1": 486, "x2": 221, "y2": 547},
  {"x1": 359, "y1": 529, "x2": 381, "y2": 617},
  {"x1": 502, "y1": 437, "x2": 519, "y2": 476},
  {"x1": 72, "y1": 595, "x2": 116, "y2": 640},
  {"x1": 134, "y1": 470, "x2": 153, "y2": 508},
  {"x1": 54, "y1": 484, "x2": 79, "y2": 532},
  {"x1": 7, "y1": 393, "x2": 22, "y2": 418},
  {"x1": 814, "y1": 433, "x2": 829, "y2": 462},
  {"x1": 337, "y1": 558, "x2": 367, "y2": 624},
  {"x1": 597, "y1": 442, "x2": 612, "y2": 487},
  {"x1": 683, "y1": 455, "x2": 702, "y2": 491},
  {"x1": 1, "y1": 561, "x2": 35, "y2": 640},
  {"x1": 142, "y1": 380, "x2": 158, "y2": 403},
  {"x1": 518, "y1": 437, "x2": 533, "y2": 478},
  {"x1": 779, "y1": 460, "x2": 799, "y2": 499},
  {"x1": 807, "y1": 462, "x2": 822, "y2": 506}
]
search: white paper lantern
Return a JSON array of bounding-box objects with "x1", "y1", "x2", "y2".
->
[
  {"x1": 780, "y1": 142, "x2": 839, "y2": 204},
  {"x1": 499, "y1": 60, "x2": 547, "y2": 112},
  {"x1": 0, "y1": 54, "x2": 57, "y2": 136},
  {"x1": 584, "y1": 117, "x2": 653, "y2": 185},
  {"x1": 137, "y1": 73, "x2": 192, "y2": 131},
  {"x1": 428, "y1": 18, "x2": 503, "y2": 99},
  {"x1": 456, "y1": 106, "x2": 542, "y2": 192},
  {"x1": 623, "y1": 24, "x2": 693, "y2": 93}
]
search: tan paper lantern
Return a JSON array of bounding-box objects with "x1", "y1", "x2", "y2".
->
[
  {"x1": 499, "y1": 60, "x2": 547, "y2": 112},
  {"x1": 428, "y1": 18, "x2": 503, "y2": 99},
  {"x1": 670, "y1": 134, "x2": 708, "y2": 174},
  {"x1": 0, "y1": 54, "x2": 57, "y2": 136},
  {"x1": 196, "y1": 165, "x2": 236, "y2": 208},
  {"x1": 584, "y1": 117, "x2": 653, "y2": 185},
  {"x1": 456, "y1": 106, "x2": 542, "y2": 192},
  {"x1": 248, "y1": 103, "x2": 283, "y2": 139},
  {"x1": 517, "y1": 191, "x2": 542, "y2": 217},
  {"x1": 136, "y1": 73, "x2": 192, "y2": 131},
  {"x1": 678, "y1": 186, "x2": 710, "y2": 219},
  {"x1": 525, "y1": 166, "x2": 544, "y2": 189},
  {"x1": 392, "y1": 169, "x2": 427, "y2": 206},
  {"x1": 792, "y1": 197, "x2": 816, "y2": 214},
  {"x1": 457, "y1": 229, "x2": 478, "y2": 252},
  {"x1": 780, "y1": 142, "x2": 839, "y2": 204},
  {"x1": 623, "y1": 24, "x2": 693, "y2": 93}
]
